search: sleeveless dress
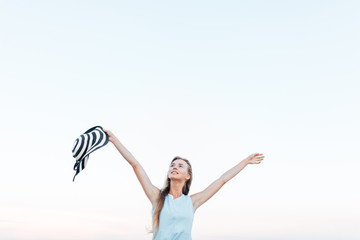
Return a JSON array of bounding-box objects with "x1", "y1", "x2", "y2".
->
[{"x1": 152, "y1": 194, "x2": 194, "y2": 240}]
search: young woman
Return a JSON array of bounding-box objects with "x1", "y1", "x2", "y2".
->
[{"x1": 103, "y1": 129, "x2": 265, "y2": 240}]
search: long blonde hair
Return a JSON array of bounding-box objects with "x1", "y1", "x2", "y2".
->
[{"x1": 152, "y1": 156, "x2": 193, "y2": 238}]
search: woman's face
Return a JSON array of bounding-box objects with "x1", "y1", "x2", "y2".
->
[{"x1": 168, "y1": 159, "x2": 190, "y2": 181}]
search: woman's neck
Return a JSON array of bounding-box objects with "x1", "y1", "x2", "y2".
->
[{"x1": 169, "y1": 180, "x2": 184, "y2": 198}]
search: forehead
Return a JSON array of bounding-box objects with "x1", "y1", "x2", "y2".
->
[{"x1": 171, "y1": 159, "x2": 187, "y2": 166}]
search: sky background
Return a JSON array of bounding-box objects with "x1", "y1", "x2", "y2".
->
[{"x1": 0, "y1": 0, "x2": 359, "y2": 239}]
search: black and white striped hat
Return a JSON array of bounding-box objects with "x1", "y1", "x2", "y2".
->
[{"x1": 72, "y1": 126, "x2": 109, "y2": 181}]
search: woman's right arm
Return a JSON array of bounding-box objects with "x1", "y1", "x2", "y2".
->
[{"x1": 103, "y1": 129, "x2": 160, "y2": 208}]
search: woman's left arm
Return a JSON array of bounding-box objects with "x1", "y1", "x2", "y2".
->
[{"x1": 190, "y1": 153, "x2": 264, "y2": 212}]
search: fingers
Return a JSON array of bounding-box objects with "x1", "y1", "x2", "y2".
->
[
  {"x1": 102, "y1": 128, "x2": 114, "y2": 140},
  {"x1": 254, "y1": 153, "x2": 265, "y2": 164},
  {"x1": 247, "y1": 153, "x2": 265, "y2": 164},
  {"x1": 253, "y1": 153, "x2": 264, "y2": 159}
]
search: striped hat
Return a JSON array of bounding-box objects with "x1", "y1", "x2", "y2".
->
[{"x1": 72, "y1": 126, "x2": 109, "y2": 181}]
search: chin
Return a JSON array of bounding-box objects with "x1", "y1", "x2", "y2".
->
[{"x1": 169, "y1": 175, "x2": 176, "y2": 179}]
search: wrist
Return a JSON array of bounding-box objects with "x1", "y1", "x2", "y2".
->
[{"x1": 242, "y1": 158, "x2": 250, "y2": 165}]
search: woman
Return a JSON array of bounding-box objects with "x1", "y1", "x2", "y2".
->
[{"x1": 103, "y1": 129, "x2": 265, "y2": 240}]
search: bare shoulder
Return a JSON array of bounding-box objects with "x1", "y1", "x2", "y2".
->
[
  {"x1": 190, "y1": 192, "x2": 200, "y2": 201},
  {"x1": 190, "y1": 192, "x2": 202, "y2": 212},
  {"x1": 190, "y1": 193, "x2": 195, "y2": 201},
  {"x1": 190, "y1": 178, "x2": 226, "y2": 211},
  {"x1": 151, "y1": 188, "x2": 161, "y2": 208}
]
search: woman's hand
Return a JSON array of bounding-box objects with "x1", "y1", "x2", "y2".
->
[
  {"x1": 103, "y1": 128, "x2": 118, "y2": 144},
  {"x1": 246, "y1": 153, "x2": 265, "y2": 164}
]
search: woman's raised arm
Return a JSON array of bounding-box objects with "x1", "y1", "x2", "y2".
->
[
  {"x1": 103, "y1": 129, "x2": 160, "y2": 208},
  {"x1": 190, "y1": 153, "x2": 264, "y2": 212}
]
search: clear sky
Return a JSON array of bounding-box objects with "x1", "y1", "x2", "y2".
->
[{"x1": 0, "y1": 1, "x2": 359, "y2": 239}]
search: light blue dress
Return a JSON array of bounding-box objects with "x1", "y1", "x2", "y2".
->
[{"x1": 152, "y1": 194, "x2": 194, "y2": 240}]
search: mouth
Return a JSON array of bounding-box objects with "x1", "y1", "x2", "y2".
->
[{"x1": 171, "y1": 171, "x2": 179, "y2": 175}]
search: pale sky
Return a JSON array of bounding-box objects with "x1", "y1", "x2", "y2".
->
[{"x1": 1, "y1": 1, "x2": 359, "y2": 240}]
